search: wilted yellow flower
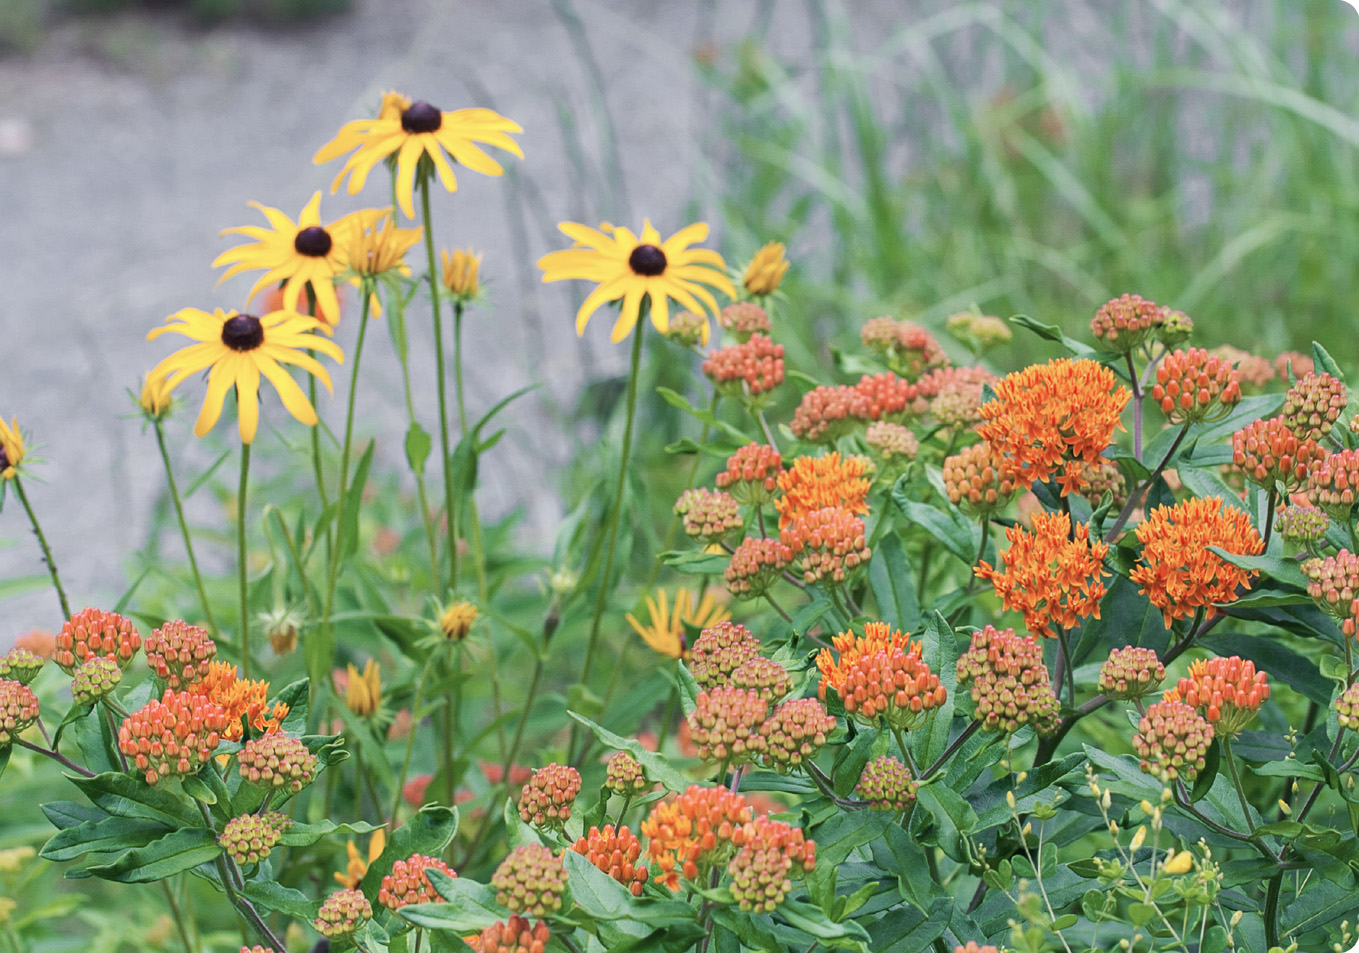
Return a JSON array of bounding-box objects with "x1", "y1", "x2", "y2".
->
[
  {"x1": 440, "y1": 601, "x2": 478, "y2": 641},
  {"x1": 139, "y1": 371, "x2": 173, "y2": 419},
  {"x1": 344, "y1": 211, "x2": 423, "y2": 280},
  {"x1": 625, "y1": 588, "x2": 731, "y2": 659},
  {"x1": 335, "y1": 828, "x2": 387, "y2": 889},
  {"x1": 441, "y1": 247, "x2": 482, "y2": 302},
  {"x1": 345, "y1": 659, "x2": 381, "y2": 716},
  {"x1": 742, "y1": 241, "x2": 789, "y2": 297},
  {"x1": 0, "y1": 417, "x2": 25, "y2": 479}
]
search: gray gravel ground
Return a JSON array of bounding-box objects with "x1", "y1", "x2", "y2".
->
[{"x1": 0, "y1": 0, "x2": 847, "y2": 638}]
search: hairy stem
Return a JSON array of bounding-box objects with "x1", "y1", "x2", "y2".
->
[{"x1": 13, "y1": 476, "x2": 70, "y2": 620}]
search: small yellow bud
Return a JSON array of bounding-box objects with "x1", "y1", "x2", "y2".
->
[
  {"x1": 344, "y1": 659, "x2": 381, "y2": 717},
  {"x1": 1129, "y1": 826, "x2": 1147, "y2": 852},
  {"x1": 1231, "y1": 910, "x2": 1243, "y2": 927},
  {"x1": 1140, "y1": 799, "x2": 1155, "y2": 816},
  {"x1": 139, "y1": 371, "x2": 174, "y2": 418},
  {"x1": 1022, "y1": 822, "x2": 1032, "y2": 838},
  {"x1": 1016, "y1": 771, "x2": 1028, "y2": 785},
  {"x1": 1006, "y1": 791, "x2": 1017, "y2": 810},
  {"x1": 440, "y1": 601, "x2": 478, "y2": 641},
  {"x1": 1101, "y1": 790, "x2": 1112, "y2": 810},
  {"x1": 1277, "y1": 799, "x2": 1292, "y2": 816},
  {"x1": 743, "y1": 241, "x2": 790, "y2": 296},
  {"x1": 441, "y1": 246, "x2": 482, "y2": 301},
  {"x1": 1162, "y1": 849, "x2": 1194, "y2": 875}
]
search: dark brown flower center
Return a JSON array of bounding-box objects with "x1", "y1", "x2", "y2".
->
[
  {"x1": 222, "y1": 314, "x2": 265, "y2": 351},
  {"x1": 401, "y1": 102, "x2": 442, "y2": 134},
  {"x1": 0, "y1": 446, "x2": 9, "y2": 471},
  {"x1": 293, "y1": 226, "x2": 333, "y2": 257},
  {"x1": 629, "y1": 244, "x2": 667, "y2": 276}
]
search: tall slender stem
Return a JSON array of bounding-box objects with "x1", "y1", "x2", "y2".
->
[
  {"x1": 153, "y1": 421, "x2": 218, "y2": 639},
  {"x1": 12, "y1": 476, "x2": 70, "y2": 619},
  {"x1": 420, "y1": 180, "x2": 458, "y2": 594},
  {"x1": 1220, "y1": 736, "x2": 1255, "y2": 834},
  {"x1": 237, "y1": 443, "x2": 253, "y2": 678},
  {"x1": 450, "y1": 299, "x2": 491, "y2": 600},
  {"x1": 1125, "y1": 352, "x2": 1144, "y2": 462},
  {"x1": 579, "y1": 320, "x2": 646, "y2": 693},
  {"x1": 391, "y1": 662, "x2": 433, "y2": 823},
  {"x1": 394, "y1": 308, "x2": 441, "y2": 585},
  {"x1": 442, "y1": 645, "x2": 461, "y2": 807},
  {"x1": 158, "y1": 879, "x2": 198, "y2": 953}
]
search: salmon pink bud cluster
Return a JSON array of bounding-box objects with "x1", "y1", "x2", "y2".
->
[
  {"x1": 1210, "y1": 345, "x2": 1273, "y2": 391},
  {"x1": 1232, "y1": 416, "x2": 1321, "y2": 490},
  {"x1": 241, "y1": 947, "x2": 275, "y2": 953},
  {"x1": 853, "y1": 371, "x2": 924, "y2": 421},
  {"x1": 1133, "y1": 699, "x2": 1214, "y2": 783},
  {"x1": 218, "y1": 813, "x2": 283, "y2": 865},
  {"x1": 1151, "y1": 347, "x2": 1242, "y2": 424},
  {"x1": 734, "y1": 815, "x2": 816, "y2": 873},
  {"x1": 673, "y1": 488, "x2": 743, "y2": 544},
  {"x1": 1335, "y1": 682, "x2": 1359, "y2": 732},
  {"x1": 54, "y1": 607, "x2": 142, "y2": 674},
  {"x1": 976, "y1": 512, "x2": 1109, "y2": 640},
  {"x1": 1098, "y1": 646, "x2": 1166, "y2": 700},
  {"x1": 1090, "y1": 293, "x2": 1165, "y2": 351},
  {"x1": 1166, "y1": 656, "x2": 1269, "y2": 737},
  {"x1": 1302, "y1": 549, "x2": 1359, "y2": 637},
  {"x1": 518, "y1": 763, "x2": 582, "y2": 830},
  {"x1": 781, "y1": 506, "x2": 872, "y2": 586},
  {"x1": 492, "y1": 844, "x2": 567, "y2": 918},
  {"x1": 468, "y1": 916, "x2": 550, "y2": 953},
  {"x1": 978, "y1": 358, "x2": 1130, "y2": 496},
  {"x1": 714, "y1": 443, "x2": 783, "y2": 505},
  {"x1": 118, "y1": 689, "x2": 229, "y2": 784},
  {"x1": 314, "y1": 888, "x2": 372, "y2": 938},
  {"x1": 727, "y1": 842, "x2": 793, "y2": 913},
  {"x1": 860, "y1": 315, "x2": 901, "y2": 352},
  {"x1": 143, "y1": 620, "x2": 216, "y2": 690},
  {"x1": 855, "y1": 754, "x2": 917, "y2": 811},
  {"x1": 730, "y1": 656, "x2": 791, "y2": 703},
  {"x1": 724, "y1": 537, "x2": 793, "y2": 598},
  {"x1": 687, "y1": 686, "x2": 769, "y2": 764},
  {"x1": 71, "y1": 656, "x2": 123, "y2": 706},
  {"x1": 955, "y1": 625, "x2": 1061, "y2": 736},
  {"x1": 0, "y1": 648, "x2": 43, "y2": 686},
  {"x1": 1079, "y1": 458, "x2": 1126, "y2": 505},
  {"x1": 571, "y1": 824, "x2": 649, "y2": 895},
  {"x1": 718, "y1": 301, "x2": 771, "y2": 341},
  {"x1": 604, "y1": 751, "x2": 649, "y2": 796},
  {"x1": 943, "y1": 443, "x2": 1019, "y2": 516},
  {"x1": 758, "y1": 697, "x2": 836, "y2": 773},
  {"x1": 702, "y1": 334, "x2": 784, "y2": 398},
  {"x1": 1306, "y1": 449, "x2": 1359, "y2": 517},
  {"x1": 237, "y1": 734, "x2": 317, "y2": 793},
  {"x1": 378, "y1": 853, "x2": 456, "y2": 910},
  {"x1": 860, "y1": 318, "x2": 949, "y2": 380},
  {"x1": 1282, "y1": 372, "x2": 1346, "y2": 442},
  {"x1": 918, "y1": 366, "x2": 995, "y2": 427},
  {"x1": 1130, "y1": 497, "x2": 1263, "y2": 628},
  {"x1": 1275, "y1": 505, "x2": 1329, "y2": 547},
  {"x1": 642, "y1": 784, "x2": 754, "y2": 889},
  {"x1": 0, "y1": 680, "x2": 39, "y2": 745},
  {"x1": 955, "y1": 944, "x2": 1001, "y2": 953},
  {"x1": 837, "y1": 642, "x2": 947, "y2": 729},
  {"x1": 690, "y1": 621, "x2": 761, "y2": 689},
  {"x1": 865, "y1": 421, "x2": 919, "y2": 461},
  {"x1": 789, "y1": 385, "x2": 868, "y2": 444},
  {"x1": 1275, "y1": 350, "x2": 1314, "y2": 379}
]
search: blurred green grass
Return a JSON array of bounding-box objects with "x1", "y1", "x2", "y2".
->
[{"x1": 697, "y1": 0, "x2": 1359, "y2": 371}]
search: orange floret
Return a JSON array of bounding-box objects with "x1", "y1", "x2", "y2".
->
[{"x1": 775, "y1": 452, "x2": 871, "y2": 529}]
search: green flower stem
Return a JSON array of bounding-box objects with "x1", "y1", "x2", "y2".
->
[
  {"x1": 12, "y1": 475, "x2": 71, "y2": 619},
  {"x1": 323, "y1": 282, "x2": 374, "y2": 630},
  {"x1": 450, "y1": 300, "x2": 491, "y2": 599},
  {"x1": 442, "y1": 644, "x2": 461, "y2": 807},
  {"x1": 390, "y1": 661, "x2": 433, "y2": 822},
  {"x1": 579, "y1": 319, "x2": 646, "y2": 693},
  {"x1": 1125, "y1": 351, "x2": 1144, "y2": 461},
  {"x1": 159, "y1": 878, "x2": 198, "y2": 953},
  {"x1": 153, "y1": 419, "x2": 218, "y2": 640},
  {"x1": 237, "y1": 442, "x2": 252, "y2": 679},
  {"x1": 15, "y1": 737, "x2": 94, "y2": 777},
  {"x1": 1220, "y1": 735, "x2": 1255, "y2": 834},
  {"x1": 394, "y1": 312, "x2": 441, "y2": 586},
  {"x1": 420, "y1": 179, "x2": 458, "y2": 594}
]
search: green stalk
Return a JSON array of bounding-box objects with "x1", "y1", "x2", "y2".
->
[
  {"x1": 237, "y1": 442, "x2": 253, "y2": 678},
  {"x1": 394, "y1": 307, "x2": 441, "y2": 586},
  {"x1": 158, "y1": 879, "x2": 197, "y2": 953},
  {"x1": 12, "y1": 476, "x2": 71, "y2": 619},
  {"x1": 154, "y1": 419, "x2": 218, "y2": 639},
  {"x1": 390, "y1": 661, "x2": 433, "y2": 822},
  {"x1": 1220, "y1": 736, "x2": 1255, "y2": 834},
  {"x1": 419, "y1": 179, "x2": 458, "y2": 594},
  {"x1": 442, "y1": 644, "x2": 461, "y2": 807}
]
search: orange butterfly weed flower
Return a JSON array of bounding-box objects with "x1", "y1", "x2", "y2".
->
[
  {"x1": 775, "y1": 452, "x2": 871, "y2": 530},
  {"x1": 815, "y1": 621, "x2": 913, "y2": 701},
  {"x1": 1163, "y1": 655, "x2": 1268, "y2": 738},
  {"x1": 978, "y1": 358, "x2": 1130, "y2": 496},
  {"x1": 1129, "y1": 497, "x2": 1263, "y2": 628},
  {"x1": 188, "y1": 660, "x2": 288, "y2": 741},
  {"x1": 975, "y1": 511, "x2": 1109, "y2": 640},
  {"x1": 641, "y1": 785, "x2": 753, "y2": 890}
]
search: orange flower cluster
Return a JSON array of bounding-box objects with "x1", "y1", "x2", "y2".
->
[
  {"x1": 0, "y1": 679, "x2": 39, "y2": 745},
  {"x1": 1232, "y1": 416, "x2": 1321, "y2": 490},
  {"x1": 775, "y1": 452, "x2": 871, "y2": 529},
  {"x1": 144, "y1": 620, "x2": 216, "y2": 691},
  {"x1": 118, "y1": 689, "x2": 231, "y2": 785},
  {"x1": 836, "y1": 641, "x2": 947, "y2": 729},
  {"x1": 977, "y1": 359, "x2": 1130, "y2": 496},
  {"x1": 1164, "y1": 656, "x2": 1268, "y2": 738},
  {"x1": 1089, "y1": 293, "x2": 1166, "y2": 352},
  {"x1": 1098, "y1": 646, "x2": 1165, "y2": 701},
  {"x1": 517, "y1": 763, "x2": 582, "y2": 830},
  {"x1": 975, "y1": 511, "x2": 1109, "y2": 640},
  {"x1": 641, "y1": 784, "x2": 754, "y2": 890},
  {"x1": 187, "y1": 661, "x2": 288, "y2": 741},
  {"x1": 702, "y1": 333, "x2": 785, "y2": 398},
  {"x1": 1129, "y1": 497, "x2": 1263, "y2": 628},
  {"x1": 1301, "y1": 549, "x2": 1359, "y2": 637},
  {"x1": 1307, "y1": 449, "x2": 1359, "y2": 517},
  {"x1": 943, "y1": 443, "x2": 1019, "y2": 516},
  {"x1": 378, "y1": 853, "x2": 456, "y2": 911},
  {"x1": 816, "y1": 622, "x2": 913, "y2": 699},
  {"x1": 570, "y1": 824, "x2": 649, "y2": 896},
  {"x1": 725, "y1": 537, "x2": 794, "y2": 598},
  {"x1": 1151, "y1": 348, "x2": 1242, "y2": 425},
  {"x1": 467, "y1": 917, "x2": 550, "y2": 953},
  {"x1": 780, "y1": 506, "x2": 872, "y2": 586},
  {"x1": 54, "y1": 607, "x2": 142, "y2": 674},
  {"x1": 715, "y1": 443, "x2": 783, "y2": 505}
]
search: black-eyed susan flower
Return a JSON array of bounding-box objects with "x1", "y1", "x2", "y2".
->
[
  {"x1": 625, "y1": 588, "x2": 731, "y2": 660},
  {"x1": 213, "y1": 193, "x2": 381, "y2": 330},
  {"x1": 343, "y1": 210, "x2": 423, "y2": 281},
  {"x1": 538, "y1": 220, "x2": 736, "y2": 342},
  {"x1": 138, "y1": 371, "x2": 173, "y2": 420},
  {"x1": 146, "y1": 308, "x2": 343, "y2": 445},
  {"x1": 742, "y1": 241, "x2": 789, "y2": 297},
  {"x1": 0, "y1": 417, "x2": 24, "y2": 480},
  {"x1": 335, "y1": 828, "x2": 387, "y2": 889},
  {"x1": 313, "y1": 91, "x2": 524, "y2": 220},
  {"x1": 441, "y1": 246, "x2": 481, "y2": 303}
]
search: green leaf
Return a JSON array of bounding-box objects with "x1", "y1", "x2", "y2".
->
[
  {"x1": 278, "y1": 819, "x2": 380, "y2": 848},
  {"x1": 918, "y1": 612, "x2": 960, "y2": 772},
  {"x1": 1312, "y1": 342, "x2": 1345, "y2": 384},
  {"x1": 655, "y1": 387, "x2": 751, "y2": 444},
  {"x1": 891, "y1": 491, "x2": 980, "y2": 566},
  {"x1": 339, "y1": 440, "x2": 377, "y2": 558},
  {"x1": 1177, "y1": 467, "x2": 1250, "y2": 515},
  {"x1": 660, "y1": 550, "x2": 730, "y2": 576},
  {"x1": 70, "y1": 772, "x2": 202, "y2": 828},
  {"x1": 1207, "y1": 547, "x2": 1307, "y2": 590},
  {"x1": 41, "y1": 815, "x2": 170, "y2": 862},
  {"x1": 1200, "y1": 633, "x2": 1332, "y2": 706},
  {"x1": 84, "y1": 828, "x2": 221, "y2": 883},
  {"x1": 240, "y1": 879, "x2": 316, "y2": 919},
  {"x1": 1190, "y1": 737, "x2": 1221, "y2": 803},
  {"x1": 405, "y1": 422, "x2": 432, "y2": 476},
  {"x1": 568, "y1": 711, "x2": 694, "y2": 793},
  {"x1": 564, "y1": 849, "x2": 632, "y2": 919},
  {"x1": 915, "y1": 782, "x2": 978, "y2": 860},
  {"x1": 777, "y1": 898, "x2": 871, "y2": 944},
  {"x1": 361, "y1": 805, "x2": 458, "y2": 897},
  {"x1": 180, "y1": 775, "x2": 216, "y2": 806},
  {"x1": 864, "y1": 897, "x2": 951, "y2": 952},
  {"x1": 400, "y1": 870, "x2": 501, "y2": 932},
  {"x1": 1006, "y1": 314, "x2": 1098, "y2": 359},
  {"x1": 868, "y1": 533, "x2": 921, "y2": 633}
]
